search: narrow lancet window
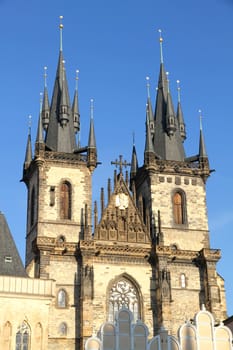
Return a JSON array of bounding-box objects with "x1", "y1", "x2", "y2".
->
[
  {"x1": 173, "y1": 191, "x2": 186, "y2": 225},
  {"x1": 60, "y1": 181, "x2": 72, "y2": 220},
  {"x1": 57, "y1": 289, "x2": 67, "y2": 308}
]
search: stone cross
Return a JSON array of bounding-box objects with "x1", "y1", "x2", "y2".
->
[{"x1": 111, "y1": 155, "x2": 131, "y2": 174}]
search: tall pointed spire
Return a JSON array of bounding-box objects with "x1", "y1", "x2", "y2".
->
[
  {"x1": 165, "y1": 72, "x2": 176, "y2": 137},
  {"x1": 72, "y1": 69, "x2": 80, "y2": 134},
  {"x1": 88, "y1": 99, "x2": 97, "y2": 148},
  {"x1": 45, "y1": 16, "x2": 77, "y2": 153},
  {"x1": 36, "y1": 93, "x2": 44, "y2": 144},
  {"x1": 153, "y1": 31, "x2": 185, "y2": 161},
  {"x1": 42, "y1": 66, "x2": 50, "y2": 131},
  {"x1": 176, "y1": 80, "x2": 186, "y2": 141},
  {"x1": 198, "y1": 110, "x2": 208, "y2": 158},
  {"x1": 24, "y1": 115, "x2": 32, "y2": 170},
  {"x1": 130, "y1": 132, "x2": 138, "y2": 178},
  {"x1": 146, "y1": 76, "x2": 155, "y2": 146},
  {"x1": 87, "y1": 99, "x2": 97, "y2": 172}
]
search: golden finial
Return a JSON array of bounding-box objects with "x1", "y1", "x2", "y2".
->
[
  {"x1": 176, "y1": 80, "x2": 181, "y2": 102},
  {"x1": 59, "y1": 16, "x2": 64, "y2": 51},
  {"x1": 158, "y1": 29, "x2": 164, "y2": 63},
  {"x1": 146, "y1": 76, "x2": 150, "y2": 98}
]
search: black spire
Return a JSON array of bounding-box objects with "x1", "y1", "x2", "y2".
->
[
  {"x1": 87, "y1": 99, "x2": 97, "y2": 172},
  {"x1": 42, "y1": 67, "x2": 50, "y2": 131},
  {"x1": 72, "y1": 70, "x2": 80, "y2": 134},
  {"x1": 24, "y1": 117, "x2": 32, "y2": 170},
  {"x1": 176, "y1": 80, "x2": 186, "y2": 141},
  {"x1": 199, "y1": 112, "x2": 208, "y2": 159},
  {"x1": 130, "y1": 135, "x2": 138, "y2": 179},
  {"x1": 45, "y1": 18, "x2": 77, "y2": 153},
  {"x1": 153, "y1": 32, "x2": 185, "y2": 161}
]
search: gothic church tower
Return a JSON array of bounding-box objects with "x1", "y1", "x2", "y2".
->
[
  {"x1": 22, "y1": 19, "x2": 97, "y2": 349},
  {"x1": 130, "y1": 33, "x2": 227, "y2": 334},
  {"x1": 21, "y1": 23, "x2": 227, "y2": 349}
]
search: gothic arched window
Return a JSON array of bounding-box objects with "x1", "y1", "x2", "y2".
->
[
  {"x1": 58, "y1": 322, "x2": 68, "y2": 336},
  {"x1": 60, "y1": 181, "x2": 72, "y2": 220},
  {"x1": 15, "y1": 321, "x2": 30, "y2": 350},
  {"x1": 180, "y1": 273, "x2": 186, "y2": 288},
  {"x1": 173, "y1": 190, "x2": 186, "y2": 225},
  {"x1": 57, "y1": 289, "x2": 68, "y2": 308},
  {"x1": 108, "y1": 277, "x2": 141, "y2": 322}
]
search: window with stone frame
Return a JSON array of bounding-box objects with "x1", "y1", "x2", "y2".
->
[
  {"x1": 15, "y1": 321, "x2": 30, "y2": 350},
  {"x1": 173, "y1": 190, "x2": 186, "y2": 225},
  {"x1": 60, "y1": 181, "x2": 72, "y2": 220},
  {"x1": 58, "y1": 322, "x2": 68, "y2": 336},
  {"x1": 108, "y1": 278, "x2": 141, "y2": 322},
  {"x1": 57, "y1": 289, "x2": 68, "y2": 308},
  {"x1": 180, "y1": 273, "x2": 187, "y2": 288}
]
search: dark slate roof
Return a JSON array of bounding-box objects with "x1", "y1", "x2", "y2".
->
[
  {"x1": 0, "y1": 212, "x2": 27, "y2": 277},
  {"x1": 45, "y1": 50, "x2": 77, "y2": 153},
  {"x1": 153, "y1": 63, "x2": 186, "y2": 161}
]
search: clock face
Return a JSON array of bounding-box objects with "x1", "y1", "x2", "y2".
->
[{"x1": 115, "y1": 193, "x2": 128, "y2": 210}]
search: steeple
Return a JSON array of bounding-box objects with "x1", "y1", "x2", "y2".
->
[
  {"x1": 130, "y1": 133, "x2": 138, "y2": 179},
  {"x1": 176, "y1": 80, "x2": 186, "y2": 141},
  {"x1": 153, "y1": 31, "x2": 185, "y2": 161},
  {"x1": 146, "y1": 76, "x2": 154, "y2": 140},
  {"x1": 36, "y1": 93, "x2": 44, "y2": 144},
  {"x1": 87, "y1": 99, "x2": 97, "y2": 172},
  {"x1": 24, "y1": 116, "x2": 32, "y2": 170},
  {"x1": 165, "y1": 73, "x2": 176, "y2": 137},
  {"x1": 72, "y1": 70, "x2": 80, "y2": 134},
  {"x1": 198, "y1": 110, "x2": 208, "y2": 158},
  {"x1": 42, "y1": 66, "x2": 50, "y2": 131},
  {"x1": 45, "y1": 16, "x2": 77, "y2": 153}
]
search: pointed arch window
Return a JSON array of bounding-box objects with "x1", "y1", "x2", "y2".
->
[
  {"x1": 60, "y1": 181, "x2": 72, "y2": 220},
  {"x1": 59, "y1": 322, "x2": 68, "y2": 336},
  {"x1": 15, "y1": 321, "x2": 30, "y2": 350},
  {"x1": 173, "y1": 190, "x2": 186, "y2": 225},
  {"x1": 108, "y1": 277, "x2": 141, "y2": 322}
]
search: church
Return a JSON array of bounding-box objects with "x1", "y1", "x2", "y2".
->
[{"x1": 0, "y1": 19, "x2": 232, "y2": 350}]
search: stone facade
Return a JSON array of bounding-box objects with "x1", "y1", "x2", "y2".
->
[{"x1": 0, "y1": 27, "x2": 229, "y2": 350}]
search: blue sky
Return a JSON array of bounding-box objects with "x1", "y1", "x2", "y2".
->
[{"x1": 0, "y1": 0, "x2": 233, "y2": 317}]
